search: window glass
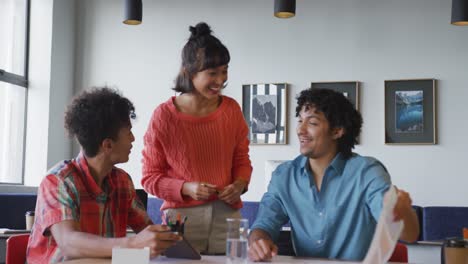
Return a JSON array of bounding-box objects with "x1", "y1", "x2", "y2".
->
[
  {"x1": 0, "y1": 0, "x2": 27, "y2": 76},
  {"x1": 0, "y1": 0, "x2": 28, "y2": 184},
  {"x1": 0, "y1": 82, "x2": 26, "y2": 184}
]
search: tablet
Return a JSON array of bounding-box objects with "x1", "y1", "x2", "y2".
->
[{"x1": 165, "y1": 238, "x2": 201, "y2": 260}]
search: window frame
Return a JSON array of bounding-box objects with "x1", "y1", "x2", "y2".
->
[{"x1": 0, "y1": 0, "x2": 31, "y2": 185}]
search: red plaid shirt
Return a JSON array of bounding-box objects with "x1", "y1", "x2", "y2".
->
[{"x1": 27, "y1": 153, "x2": 152, "y2": 263}]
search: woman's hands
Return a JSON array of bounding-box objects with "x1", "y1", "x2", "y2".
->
[
  {"x1": 181, "y1": 179, "x2": 248, "y2": 204},
  {"x1": 182, "y1": 182, "x2": 218, "y2": 200},
  {"x1": 218, "y1": 179, "x2": 247, "y2": 205}
]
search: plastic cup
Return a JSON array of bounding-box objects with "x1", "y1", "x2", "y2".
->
[{"x1": 25, "y1": 211, "x2": 35, "y2": 230}]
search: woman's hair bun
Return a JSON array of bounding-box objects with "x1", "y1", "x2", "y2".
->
[{"x1": 189, "y1": 22, "x2": 212, "y2": 40}]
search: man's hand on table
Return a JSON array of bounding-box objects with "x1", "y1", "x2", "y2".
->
[
  {"x1": 248, "y1": 229, "x2": 278, "y2": 262},
  {"x1": 128, "y1": 225, "x2": 182, "y2": 258}
]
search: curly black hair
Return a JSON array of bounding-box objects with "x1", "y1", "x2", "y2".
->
[
  {"x1": 173, "y1": 22, "x2": 230, "y2": 93},
  {"x1": 64, "y1": 87, "x2": 136, "y2": 157},
  {"x1": 295, "y1": 88, "x2": 362, "y2": 159}
]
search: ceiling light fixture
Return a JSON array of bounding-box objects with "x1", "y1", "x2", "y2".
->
[
  {"x1": 123, "y1": 0, "x2": 142, "y2": 25},
  {"x1": 274, "y1": 0, "x2": 296, "y2": 19},
  {"x1": 451, "y1": 0, "x2": 468, "y2": 25}
]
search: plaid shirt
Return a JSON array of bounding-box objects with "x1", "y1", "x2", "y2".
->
[{"x1": 27, "y1": 153, "x2": 152, "y2": 263}]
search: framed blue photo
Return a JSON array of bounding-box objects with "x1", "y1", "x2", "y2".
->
[{"x1": 384, "y1": 79, "x2": 437, "y2": 144}]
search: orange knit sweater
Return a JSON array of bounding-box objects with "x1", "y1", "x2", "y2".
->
[{"x1": 141, "y1": 96, "x2": 252, "y2": 211}]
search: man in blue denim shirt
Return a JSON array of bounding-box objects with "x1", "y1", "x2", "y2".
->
[{"x1": 248, "y1": 88, "x2": 419, "y2": 261}]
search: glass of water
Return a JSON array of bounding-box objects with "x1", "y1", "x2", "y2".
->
[{"x1": 226, "y1": 218, "x2": 249, "y2": 264}]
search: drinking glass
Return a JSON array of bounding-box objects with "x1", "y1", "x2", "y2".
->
[{"x1": 226, "y1": 218, "x2": 249, "y2": 264}]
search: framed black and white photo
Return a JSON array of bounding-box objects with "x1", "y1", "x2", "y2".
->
[
  {"x1": 384, "y1": 79, "x2": 437, "y2": 144},
  {"x1": 242, "y1": 83, "x2": 288, "y2": 145},
  {"x1": 311, "y1": 81, "x2": 360, "y2": 110}
]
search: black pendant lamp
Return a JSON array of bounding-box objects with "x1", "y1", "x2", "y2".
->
[
  {"x1": 123, "y1": 0, "x2": 142, "y2": 25},
  {"x1": 274, "y1": 0, "x2": 296, "y2": 18},
  {"x1": 451, "y1": 0, "x2": 468, "y2": 25}
]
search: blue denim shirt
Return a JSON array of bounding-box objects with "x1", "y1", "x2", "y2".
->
[{"x1": 251, "y1": 153, "x2": 391, "y2": 261}]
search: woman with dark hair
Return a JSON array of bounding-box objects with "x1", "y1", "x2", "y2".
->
[{"x1": 141, "y1": 22, "x2": 252, "y2": 254}]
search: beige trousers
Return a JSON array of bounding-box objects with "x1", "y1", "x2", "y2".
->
[{"x1": 164, "y1": 200, "x2": 241, "y2": 254}]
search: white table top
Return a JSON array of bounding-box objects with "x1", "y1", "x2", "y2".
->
[
  {"x1": 63, "y1": 255, "x2": 405, "y2": 264},
  {"x1": 152, "y1": 255, "x2": 359, "y2": 263}
]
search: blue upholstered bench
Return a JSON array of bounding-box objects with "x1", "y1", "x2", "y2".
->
[
  {"x1": 240, "y1": 201, "x2": 260, "y2": 228},
  {"x1": 146, "y1": 199, "x2": 264, "y2": 227},
  {"x1": 0, "y1": 193, "x2": 37, "y2": 229},
  {"x1": 422, "y1": 206, "x2": 468, "y2": 241},
  {"x1": 147, "y1": 197, "x2": 164, "y2": 224}
]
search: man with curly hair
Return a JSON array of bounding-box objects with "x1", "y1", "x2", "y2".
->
[
  {"x1": 248, "y1": 88, "x2": 420, "y2": 261},
  {"x1": 27, "y1": 87, "x2": 181, "y2": 263}
]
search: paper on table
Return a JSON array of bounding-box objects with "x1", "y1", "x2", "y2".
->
[
  {"x1": 112, "y1": 247, "x2": 149, "y2": 264},
  {"x1": 363, "y1": 186, "x2": 404, "y2": 264},
  {"x1": 0, "y1": 228, "x2": 30, "y2": 234}
]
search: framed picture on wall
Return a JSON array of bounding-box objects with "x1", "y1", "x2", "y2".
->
[
  {"x1": 242, "y1": 83, "x2": 288, "y2": 145},
  {"x1": 384, "y1": 79, "x2": 437, "y2": 144},
  {"x1": 311, "y1": 81, "x2": 360, "y2": 110}
]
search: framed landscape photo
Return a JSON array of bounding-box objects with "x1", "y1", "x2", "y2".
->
[
  {"x1": 242, "y1": 83, "x2": 288, "y2": 145},
  {"x1": 311, "y1": 81, "x2": 360, "y2": 110},
  {"x1": 384, "y1": 79, "x2": 437, "y2": 144}
]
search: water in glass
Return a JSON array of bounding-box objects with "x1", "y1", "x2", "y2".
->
[
  {"x1": 226, "y1": 218, "x2": 249, "y2": 264},
  {"x1": 226, "y1": 238, "x2": 248, "y2": 264}
]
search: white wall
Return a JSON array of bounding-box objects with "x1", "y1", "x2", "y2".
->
[
  {"x1": 73, "y1": 0, "x2": 468, "y2": 206},
  {"x1": 47, "y1": 0, "x2": 75, "y2": 167}
]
